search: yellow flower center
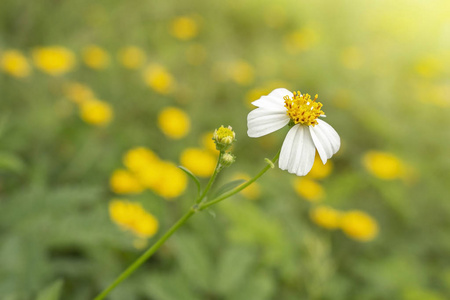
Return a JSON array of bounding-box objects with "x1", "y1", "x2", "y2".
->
[
  {"x1": 214, "y1": 126, "x2": 235, "y2": 144},
  {"x1": 284, "y1": 91, "x2": 324, "y2": 126}
]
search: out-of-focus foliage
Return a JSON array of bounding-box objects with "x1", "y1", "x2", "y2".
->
[{"x1": 1, "y1": 0, "x2": 449, "y2": 299}]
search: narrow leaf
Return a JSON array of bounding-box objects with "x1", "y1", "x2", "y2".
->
[{"x1": 178, "y1": 166, "x2": 201, "y2": 197}]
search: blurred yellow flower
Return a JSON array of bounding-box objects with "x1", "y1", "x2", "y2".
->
[
  {"x1": 152, "y1": 161, "x2": 187, "y2": 199},
  {"x1": 232, "y1": 173, "x2": 261, "y2": 200},
  {"x1": 79, "y1": 100, "x2": 113, "y2": 126},
  {"x1": 110, "y1": 169, "x2": 144, "y2": 194},
  {"x1": 82, "y1": 45, "x2": 110, "y2": 70},
  {"x1": 64, "y1": 82, "x2": 95, "y2": 104},
  {"x1": 340, "y1": 46, "x2": 364, "y2": 70},
  {"x1": 157, "y1": 107, "x2": 190, "y2": 139},
  {"x1": 310, "y1": 205, "x2": 341, "y2": 229},
  {"x1": 340, "y1": 210, "x2": 379, "y2": 242},
  {"x1": 307, "y1": 155, "x2": 333, "y2": 180},
  {"x1": 229, "y1": 60, "x2": 254, "y2": 85},
  {"x1": 170, "y1": 16, "x2": 199, "y2": 40},
  {"x1": 143, "y1": 64, "x2": 175, "y2": 94},
  {"x1": 1, "y1": 50, "x2": 31, "y2": 78},
  {"x1": 180, "y1": 148, "x2": 216, "y2": 177},
  {"x1": 186, "y1": 43, "x2": 207, "y2": 65},
  {"x1": 124, "y1": 147, "x2": 162, "y2": 190},
  {"x1": 118, "y1": 46, "x2": 146, "y2": 69},
  {"x1": 415, "y1": 55, "x2": 443, "y2": 78},
  {"x1": 363, "y1": 151, "x2": 405, "y2": 180},
  {"x1": 293, "y1": 178, "x2": 325, "y2": 202},
  {"x1": 284, "y1": 27, "x2": 319, "y2": 54},
  {"x1": 32, "y1": 46, "x2": 76, "y2": 75},
  {"x1": 123, "y1": 147, "x2": 159, "y2": 173},
  {"x1": 134, "y1": 163, "x2": 162, "y2": 190},
  {"x1": 201, "y1": 132, "x2": 219, "y2": 154},
  {"x1": 109, "y1": 200, "x2": 159, "y2": 238}
]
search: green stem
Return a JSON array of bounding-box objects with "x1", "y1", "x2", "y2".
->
[
  {"x1": 195, "y1": 151, "x2": 223, "y2": 204},
  {"x1": 94, "y1": 209, "x2": 195, "y2": 300},
  {"x1": 94, "y1": 150, "x2": 280, "y2": 299},
  {"x1": 199, "y1": 150, "x2": 280, "y2": 211}
]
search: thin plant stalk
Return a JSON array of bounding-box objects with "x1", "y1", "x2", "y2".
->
[{"x1": 94, "y1": 151, "x2": 279, "y2": 300}]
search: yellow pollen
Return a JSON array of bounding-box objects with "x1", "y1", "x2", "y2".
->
[{"x1": 284, "y1": 91, "x2": 324, "y2": 126}]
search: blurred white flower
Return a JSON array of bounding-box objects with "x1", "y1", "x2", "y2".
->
[{"x1": 247, "y1": 88, "x2": 340, "y2": 176}]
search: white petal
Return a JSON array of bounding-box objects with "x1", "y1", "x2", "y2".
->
[
  {"x1": 247, "y1": 107, "x2": 290, "y2": 138},
  {"x1": 279, "y1": 125, "x2": 316, "y2": 176},
  {"x1": 309, "y1": 119, "x2": 340, "y2": 164},
  {"x1": 251, "y1": 88, "x2": 293, "y2": 110}
]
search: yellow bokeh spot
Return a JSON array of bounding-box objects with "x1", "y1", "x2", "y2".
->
[
  {"x1": 82, "y1": 45, "x2": 110, "y2": 70},
  {"x1": 109, "y1": 199, "x2": 159, "y2": 238},
  {"x1": 118, "y1": 46, "x2": 146, "y2": 69},
  {"x1": 284, "y1": 27, "x2": 320, "y2": 54},
  {"x1": 340, "y1": 210, "x2": 379, "y2": 242},
  {"x1": 307, "y1": 155, "x2": 333, "y2": 180},
  {"x1": 310, "y1": 205, "x2": 341, "y2": 230},
  {"x1": 363, "y1": 151, "x2": 405, "y2": 180},
  {"x1": 157, "y1": 107, "x2": 190, "y2": 139},
  {"x1": 228, "y1": 60, "x2": 254, "y2": 85},
  {"x1": 143, "y1": 64, "x2": 175, "y2": 94},
  {"x1": 293, "y1": 177, "x2": 325, "y2": 202},
  {"x1": 110, "y1": 169, "x2": 144, "y2": 194},
  {"x1": 32, "y1": 46, "x2": 76, "y2": 76},
  {"x1": 180, "y1": 148, "x2": 216, "y2": 178},
  {"x1": 64, "y1": 82, "x2": 95, "y2": 104},
  {"x1": 186, "y1": 43, "x2": 207, "y2": 65},
  {"x1": 1, "y1": 50, "x2": 31, "y2": 78},
  {"x1": 340, "y1": 46, "x2": 364, "y2": 70},
  {"x1": 170, "y1": 16, "x2": 199, "y2": 41},
  {"x1": 79, "y1": 100, "x2": 113, "y2": 126},
  {"x1": 232, "y1": 173, "x2": 261, "y2": 200},
  {"x1": 123, "y1": 147, "x2": 159, "y2": 173},
  {"x1": 284, "y1": 91, "x2": 324, "y2": 126},
  {"x1": 152, "y1": 161, "x2": 187, "y2": 199},
  {"x1": 415, "y1": 55, "x2": 443, "y2": 78}
]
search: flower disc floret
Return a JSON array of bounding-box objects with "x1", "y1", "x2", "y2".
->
[
  {"x1": 284, "y1": 91, "x2": 324, "y2": 126},
  {"x1": 213, "y1": 125, "x2": 235, "y2": 150}
]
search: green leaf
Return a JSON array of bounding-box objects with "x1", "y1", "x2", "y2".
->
[
  {"x1": 211, "y1": 179, "x2": 246, "y2": 199},
  {"x1": 36, "y1": 279, "x2": 64, "y2": 300},
  {"x1": 178, "y1": 166, "x2": 201, "y2": 197}
]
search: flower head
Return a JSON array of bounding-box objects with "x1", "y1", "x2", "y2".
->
[
  {"x1": 1, "y1": 50, "x2": 31, "y2": 78},
  {"x1": 213, "y1": 125, "x2": 236, "y2": 151},
  {"x1": 247, "y1": 88, "x2": 340, "y2": 176},
  {"x1": 32, "y1": 46, "x2": 76, "y2": 76},
  {"x1": 82, "y1": 45, "x2": 110, "y2": 70},
  {"x1": 109, "y1": 199, "x2": 159, "y2": 238},
  {"x1": 79, "y1": 100, "x2": 113, "y2": 126}
]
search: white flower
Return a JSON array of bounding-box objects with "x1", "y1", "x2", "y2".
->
[{"x1": 247, "y1": 88, "x2": 340, "y2": 176}]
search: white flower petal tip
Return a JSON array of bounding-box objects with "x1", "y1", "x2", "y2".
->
[
  {"x1": 309, "y1": 119, "x2": 340, "y2": 165},
  {"x1": 279, "y1": 125, "x2": 316, "y2": 176}
]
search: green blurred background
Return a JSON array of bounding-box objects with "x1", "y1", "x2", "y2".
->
[{"x1": 1, "y1": 0, "x2": 450, "y2": 299}]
